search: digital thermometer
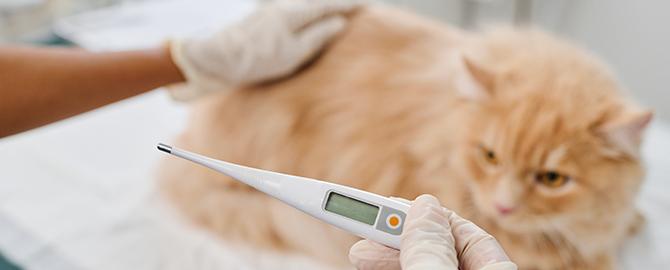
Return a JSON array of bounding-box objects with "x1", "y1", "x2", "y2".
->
[{"x1": 157, "y1": 143, "x2": 410, "y2": 249}]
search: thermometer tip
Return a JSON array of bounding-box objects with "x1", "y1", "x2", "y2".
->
[{"x1": 157, "y1": 143, "x2": 172, "y2": 153}]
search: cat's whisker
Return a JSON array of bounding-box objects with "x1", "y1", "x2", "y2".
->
[
  {"x1": 547, "y1": 222, "x2": 586, "y2": 266},
  {"x1": 543, "y1": 227, "x2": 572, "y2": 266}
]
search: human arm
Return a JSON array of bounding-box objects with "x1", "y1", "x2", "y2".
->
[
  {"x1": 0, "y1": 46, "x2": 184, "y2": 138},
  {"x1": 0, "y1": 0, "x2": 361, "y2": 139}
]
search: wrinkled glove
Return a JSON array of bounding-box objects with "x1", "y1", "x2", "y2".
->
[
  {"x1": 349, "y1": 195, "x2": 517, "y2": 270},
  {"x1": 167, "y1": 0, "x2": 362, "y2": 101}
]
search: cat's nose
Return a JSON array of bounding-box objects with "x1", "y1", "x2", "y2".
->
[{"x1": 496, "y1": 204, "x2": 515, "y2": 215}]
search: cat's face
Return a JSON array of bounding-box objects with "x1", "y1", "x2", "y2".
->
[
  {"x1": 465, "y1": 113, "x2": 645, "y2": 234},
  {"x1": 452, "y1": 60, "x2": 649, "y2": 233},
  {"x1": 442, "y1": 30, "x2": 654, "y2": 233}
]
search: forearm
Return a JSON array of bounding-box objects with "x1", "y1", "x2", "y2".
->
[{"x1": 0, "y1": 46, "x2": 185, "y2": 138}]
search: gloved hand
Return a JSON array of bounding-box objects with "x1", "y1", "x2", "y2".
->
[
  {"x1": 349, "y1": 195, "x2": 517, "y2": 270},
  {"x1": 167, "y1": 0, "x2": 362, "y2": 101}
]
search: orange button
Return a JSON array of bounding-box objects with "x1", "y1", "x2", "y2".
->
[{"x1": 389, "y1": 216, "x2": 399, "y2": 227}]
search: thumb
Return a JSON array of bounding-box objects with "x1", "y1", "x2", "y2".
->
[
  {"x1": 349, "y1": 240, "x2": 402, "y2": 270},
  {"x1": 400, "y1": 194, "x2": 459, "y2": 270},
  {"x1": 295, "y1": 15, "x2": 347, "y2": 62},
  {"x1": 448, "y1": 213, "x2": 516, "y2": 270}
]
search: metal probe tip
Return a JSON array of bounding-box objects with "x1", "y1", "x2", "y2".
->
[{"x1": 157, "y1": 143, "x2": 172, "y2": 153}]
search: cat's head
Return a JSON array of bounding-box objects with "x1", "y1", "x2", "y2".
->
[{"x1": 451, "y1": 29, "x2": 652, "y2": 233}]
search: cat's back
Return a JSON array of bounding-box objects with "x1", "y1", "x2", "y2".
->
[
  {"x1": 185, "y1": 4, "x2": 471, "y2": 188},
  {"x1": 215, "y1": 4, "x2": 470, "y2": 114}
]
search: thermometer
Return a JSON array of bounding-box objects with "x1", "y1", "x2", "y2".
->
[{"x1": 157, "y1": 143, "x2": 410, "y2": 249}]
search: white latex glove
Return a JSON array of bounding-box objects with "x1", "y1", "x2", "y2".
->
[
  {"x1": 167, "y1": 0, "x2": 362, "y2": 101},
  {"x1": 349, "y1": 195, "x2": 517, "y2": 270}
]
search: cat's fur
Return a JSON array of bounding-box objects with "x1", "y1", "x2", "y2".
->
[{"x1": 158, "y1": 5, "x2": 652, "y2": 269}]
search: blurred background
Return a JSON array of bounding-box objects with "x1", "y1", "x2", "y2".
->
[
  {"x1": 0, "y1": 1, "x2": 668, "y2": 270},
  {"x1": 392, "y1": 0, "x2": 670, "y2": 121},
  {"x1": 1, "y1": 0, "x2": 667, "y2": 118}
]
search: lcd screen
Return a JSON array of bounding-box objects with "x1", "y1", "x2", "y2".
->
[{"x1": 324, "y1": 192, "x2": 379, "y2": 226}]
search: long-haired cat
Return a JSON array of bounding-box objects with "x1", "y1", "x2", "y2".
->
[{"x1": 158, "y1": 4, "x2": 652, "y2": 270}]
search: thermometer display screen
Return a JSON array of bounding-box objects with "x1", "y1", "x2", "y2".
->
[{"x1": 324, "y1": 192, "x2": 379, "y2": 226}]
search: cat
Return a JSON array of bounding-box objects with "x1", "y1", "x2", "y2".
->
[{"x1": 157, "y1": 4, "x2": 652, "y2": 270}]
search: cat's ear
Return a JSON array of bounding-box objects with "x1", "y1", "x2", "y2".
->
[
  {"x1": 454, "y1": 55, "x2": 495, "y2": 101},
  {"x1": 597, "y1": 109, "x2": 653, "y2": 157}
]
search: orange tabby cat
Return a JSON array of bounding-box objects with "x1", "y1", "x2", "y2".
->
[{"x1": 158, "y1": 4, "x2": 652, "y2": 269}]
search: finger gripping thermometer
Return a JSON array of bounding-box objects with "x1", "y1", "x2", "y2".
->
[{"x1": 157, "y1": 143, "x2": 410, "y2": 249}]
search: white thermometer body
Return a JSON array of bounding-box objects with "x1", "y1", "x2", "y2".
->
[{"x1": 157, "y1": 143, "x2": 410, "y2": 249}]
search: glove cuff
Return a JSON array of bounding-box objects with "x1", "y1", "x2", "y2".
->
[{"x1": 165, "y1": 39, "x2": 232, "y2": 102}]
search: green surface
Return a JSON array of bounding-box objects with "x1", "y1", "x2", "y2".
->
[
  {"x1": 325, "y1": 192, "x2": 379, "y2": 225},
  {"x1": 0, "y1": 252, "x2": 20, "y2": 270}
]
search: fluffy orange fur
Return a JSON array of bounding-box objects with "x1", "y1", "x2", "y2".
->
[{"x1": 158, "y1": 5, "x2": 652, "y2": 269}]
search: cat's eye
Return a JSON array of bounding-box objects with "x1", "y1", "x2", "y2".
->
[
  {"x1": 481, "y1": 148, "x2": 498, "y2": 165},
  {"x1": 536, "y1": 171, "x2": 569, "y2": 188}
]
